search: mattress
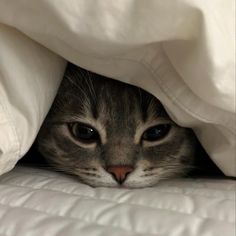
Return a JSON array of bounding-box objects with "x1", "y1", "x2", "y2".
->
[{"x1": 0, "y1": 166, "x2": 234, "y2": 236}]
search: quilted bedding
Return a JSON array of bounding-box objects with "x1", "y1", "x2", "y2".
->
[{"x1": 0, "y1": 166, "x2": 235, "y2": 236}]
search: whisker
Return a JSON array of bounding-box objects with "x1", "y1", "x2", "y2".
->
[
  {"x1": 79, "y1": 172, "x2": 101, "y2": 178},
  {"x1": 140, "y1": 173, "x2": 155, "y2": 177},
  {"x1": 76, "y1": 167, "x2": 98, "y2": 171}
]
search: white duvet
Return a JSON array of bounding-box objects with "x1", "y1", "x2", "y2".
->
[
  {"x1": 0, "y1": 0, "x2": 235, "y2": 177},
  {"x1": 0, "y1": 166, "x2": 235, "y2": 236}
]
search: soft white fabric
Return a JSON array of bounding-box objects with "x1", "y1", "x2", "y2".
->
[
  {"x1": 0, "y1": 25, "x2": 66, "y2": 175},
  {"x1": 0, "y1": 166, "x2": 235, "y2": 236},
  {"x1": 0, "y1": 0, "x2": 235, "y2": 176}
]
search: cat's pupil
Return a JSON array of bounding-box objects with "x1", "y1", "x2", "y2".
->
[
  {"x1": 142, "y1": 124, "x2": 171, "y2": 141},
  {"x1": 69, "y1": 123, "x2": 99, "y2": 143}
]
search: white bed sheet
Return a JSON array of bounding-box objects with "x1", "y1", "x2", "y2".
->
[{"x1": 0, "y1": 166, "x2": 235, "y2": 236}]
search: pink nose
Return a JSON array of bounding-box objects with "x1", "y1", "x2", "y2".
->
[{"x1": 106, "y1": 165, "x2": 134, "y2": 184}]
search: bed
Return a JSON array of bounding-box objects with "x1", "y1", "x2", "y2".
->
[
  {"x1": 0, "y1": 1, "x2": 235, "y2": 236},
  {"x1": 0, "y1": 165, "x2": 235, "y2": 236}
]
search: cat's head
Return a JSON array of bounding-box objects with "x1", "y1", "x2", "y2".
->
[{"x1": 37, "y1": 63, "x2": 196, "y2": 188}]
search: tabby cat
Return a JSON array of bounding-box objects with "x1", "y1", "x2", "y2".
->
[{"x1": 37, "y1": 63, "x2": 196, "y2": 188}]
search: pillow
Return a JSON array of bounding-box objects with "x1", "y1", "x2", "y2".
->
[
  {"x1": 0, "y1": 24, "x2": 66, "y2": 175},
  {"x1": 0, "y1": 0, "x2": 235, "y2": 176}
]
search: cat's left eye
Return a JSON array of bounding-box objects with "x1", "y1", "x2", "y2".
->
[
  {"x1": 68, "y1": 123, "x2": 99, "y2": 144},
  {"x1": 142, "y1": 124, "x2": 171, "y2": 142}
]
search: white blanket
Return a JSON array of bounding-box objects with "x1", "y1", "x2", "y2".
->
[
  {"x1": 0, "y1": 0, "x2": 235, "y2": 176},
  {"x1": 0, "y1": 166, "x2": 235, "y2": 236}
]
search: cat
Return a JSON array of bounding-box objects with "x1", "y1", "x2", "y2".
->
[{"x1": 37, "y1": 63, "x2": 196, "y2": 188}]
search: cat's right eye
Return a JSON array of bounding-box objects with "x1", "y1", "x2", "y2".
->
[{"x1": 68, "y1": 123, "x2": 100, "y2": 144}]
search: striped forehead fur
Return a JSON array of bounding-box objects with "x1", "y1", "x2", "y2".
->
[{"x1": 62, "y1": 64, "x2": 164, "y2": 123}]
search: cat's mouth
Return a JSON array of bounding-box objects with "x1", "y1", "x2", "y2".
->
[
  {"x1": 76, "y1": 169, "x2": 163, "y2": 189},
  {"x1": 70, "y1": 162, "x2": 175, "y2": 188}
]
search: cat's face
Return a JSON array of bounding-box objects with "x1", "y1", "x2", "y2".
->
[{"x1": 37, "y1": 64, "x2": 195, "y2": 188}]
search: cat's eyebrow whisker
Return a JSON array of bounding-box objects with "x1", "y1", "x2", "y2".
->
[
  {"x1": 85, "y1": 70, "x2": 97, "y2": 100},
  {"x1": 65, "y1": 75, "x2": 87, "y2": 95},
  {"x1": 65, "y1": 74, "x2": 93, "y2": 112}
]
